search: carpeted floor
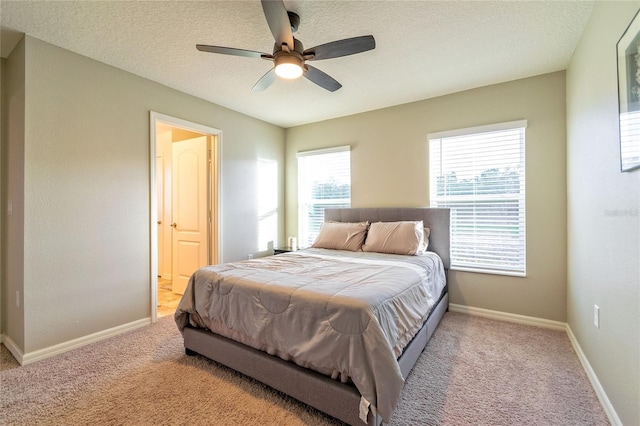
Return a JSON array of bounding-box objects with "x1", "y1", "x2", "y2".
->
[{"x1": 0, "y1": 312, "x2": 609, "y2": 425}]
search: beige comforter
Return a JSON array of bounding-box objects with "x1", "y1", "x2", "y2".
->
[{"x1": 175, "y1": 248, "x2": 446, "y2": 422}]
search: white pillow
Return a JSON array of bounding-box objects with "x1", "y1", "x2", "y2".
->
[
  {"x1": 362, "y1": 221, "x2": 425, "y2": 255},
  {"x1": 311, "y1": 221, "x2": 369, "y2": 251},
  {"x1": 417, "y1": 227, "x2": 431, "y2": 255}
]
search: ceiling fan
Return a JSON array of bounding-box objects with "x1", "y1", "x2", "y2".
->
[{"x1": 196, "y1": 0, "x2": 376, "y2": 92}]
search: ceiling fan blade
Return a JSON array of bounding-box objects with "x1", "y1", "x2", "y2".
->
[
  {"x1": 261, "y1": 0, "x2": 294, "y2": 49},
  {"x1": 304, "y1": 65, "x2": 342, "y2": 92},
  {"x1": 304, "y1": 35, "x2": 375, "y2": 61},
  {"x1": 196, "y1": 44, "x2": 270, "y2": 59},
  {"x1": 252, "y1": 68, "x2": 277, "y2": 92},
  {"x1": 196, "y1": 44, "x2": 273, "y2": 59}
]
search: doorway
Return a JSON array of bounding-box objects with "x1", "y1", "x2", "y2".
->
[{"x1": 150, "y1": 112, "x2": 221, "y2": 322}]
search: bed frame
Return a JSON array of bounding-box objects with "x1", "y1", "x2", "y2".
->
[{"x1": 183, "y1": 207, "x2": 450, "y2": 425}]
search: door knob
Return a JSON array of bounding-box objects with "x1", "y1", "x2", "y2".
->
[
  {"x1": 171, "y1": 223, "x2": 177, "y2": 228},
  {"x1": 157, "y1": 221, "x2": 162, "y2": 225}
]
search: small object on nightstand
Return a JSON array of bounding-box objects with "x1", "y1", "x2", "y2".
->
[
  {"x1": 274, "y1": 247, "x2": 293, "y2": 255},
  {"x1": 288, "y1": 237, "x2": 297, "y2": 250}
]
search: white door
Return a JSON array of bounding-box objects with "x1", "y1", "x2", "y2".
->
[{"x1": 171, "y1": 136, "x2": 209, "y2": 295}]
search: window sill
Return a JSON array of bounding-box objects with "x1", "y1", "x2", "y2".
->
[{"x1": 450, "y1": 266, "x2": 526, "y2": 278}]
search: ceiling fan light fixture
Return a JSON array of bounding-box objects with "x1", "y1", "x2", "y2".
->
[
  {"x1": 196, "y1": 0, "x2": 376, "y2": 91},
  {"x1": 274, "y1": 55, "x2": 304, "y2": 79}
]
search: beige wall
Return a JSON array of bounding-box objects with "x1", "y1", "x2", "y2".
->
[
  {"x1": 566, "y1": 2, "x2": 640, "y2": 425},
  {"x1": 2, "y1": 10, "x2": 636, "y2": 421},
  {"x1": 2, "y1": 36, "x2": 285, "y2": 354},
  {"x1": 2, "y1": 38, "x2": 26, "y2": 350},
  {"x1": 286, "y1": 71, "x2": 568, "y2": 321}
]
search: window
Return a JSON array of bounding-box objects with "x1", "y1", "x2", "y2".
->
[
  {"x1": 297, "y1": 146, "x2": 351, "y2": 248},
  {"x1": 429, "y1": 121, "x2": 526, "y2": 276}
]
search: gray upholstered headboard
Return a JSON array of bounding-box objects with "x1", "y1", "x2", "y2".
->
[{"x1": 324, "y1": 207, "x2": 451, "y2": 269}]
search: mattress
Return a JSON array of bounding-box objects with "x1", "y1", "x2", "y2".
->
[{"x1": 175, "y1": 248, "x2": 446, "y2": 421}]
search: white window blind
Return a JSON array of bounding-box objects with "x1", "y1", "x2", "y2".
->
[
  {"x1": 429, "y1": 121, "x2": 527, "y2": 276},
  {"x1": 297, "y1": 146, "x2": 351, "y2": 248}
]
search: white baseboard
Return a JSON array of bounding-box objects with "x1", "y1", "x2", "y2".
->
[
  {"x1": 1, "y1": 334, "x2": 24, "y2": 365},
  {"x1": 448, "y1": 303, "x2": 566, "y2": 330},
  {"x1": 1, "y1": 318, "x2": 151, "y2": 366},
  {"x1": 2, "y1": 305, "x2": 622, "y2": 425},
  {"x1": 566, "y1": 326, "x2": 622, "y2": 426},
  {"x1": 449, "y1": 303, "x2": 621, "y2": 425}
]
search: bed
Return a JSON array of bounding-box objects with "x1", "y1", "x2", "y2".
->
[{"x1": 175, "y1": 207, "x2": 450, "y2": 425}]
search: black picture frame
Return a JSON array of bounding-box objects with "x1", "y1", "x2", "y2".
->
[{"x1": 617, "y1": 8, "x2": 640, "y2": 172}]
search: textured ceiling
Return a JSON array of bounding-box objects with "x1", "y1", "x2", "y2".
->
[{"x1": 1, "y1": 0, "x2": 594, "y2": 128}]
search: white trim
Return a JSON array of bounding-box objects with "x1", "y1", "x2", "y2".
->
[
  {"x1": 149, "y1": 112, "x2": 223, "y2": 323},
  {"x1": 216, "y1": 131, "x2": 224, "y2": 263},
  {"x1": 449, "y1": 303, "x2": 565, "y2": 330},
  {"x1": 2, "y1": 308, "x2": 621, "y2": 424},
  {"x1": 428, "y1": 119, "x2": 528, "y2": 140},
  {"x1": 151, "y1": 112, "x2": 224, "y2": 137},
  {"x1": 449, "y1": 304, "x2": 621, "y2": 424},
  {"x1": 149, "y1": 115, "x2": 159, "y2": 324},
  {"x1": 1, "y1": 318, "x2": 150, "y2": 366},
  {"x1": 1, "y1": 334, "x2": 24, "y2": 365},
  {"x1": 296, "y1": 145, "x2": 350, "y2": 157},
  {"x1": 451, "y1": 266, "x2": 527, "y2": 278},
  {"x1": 566, "y1": 326, "x2": 622, "y2": 426}
]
